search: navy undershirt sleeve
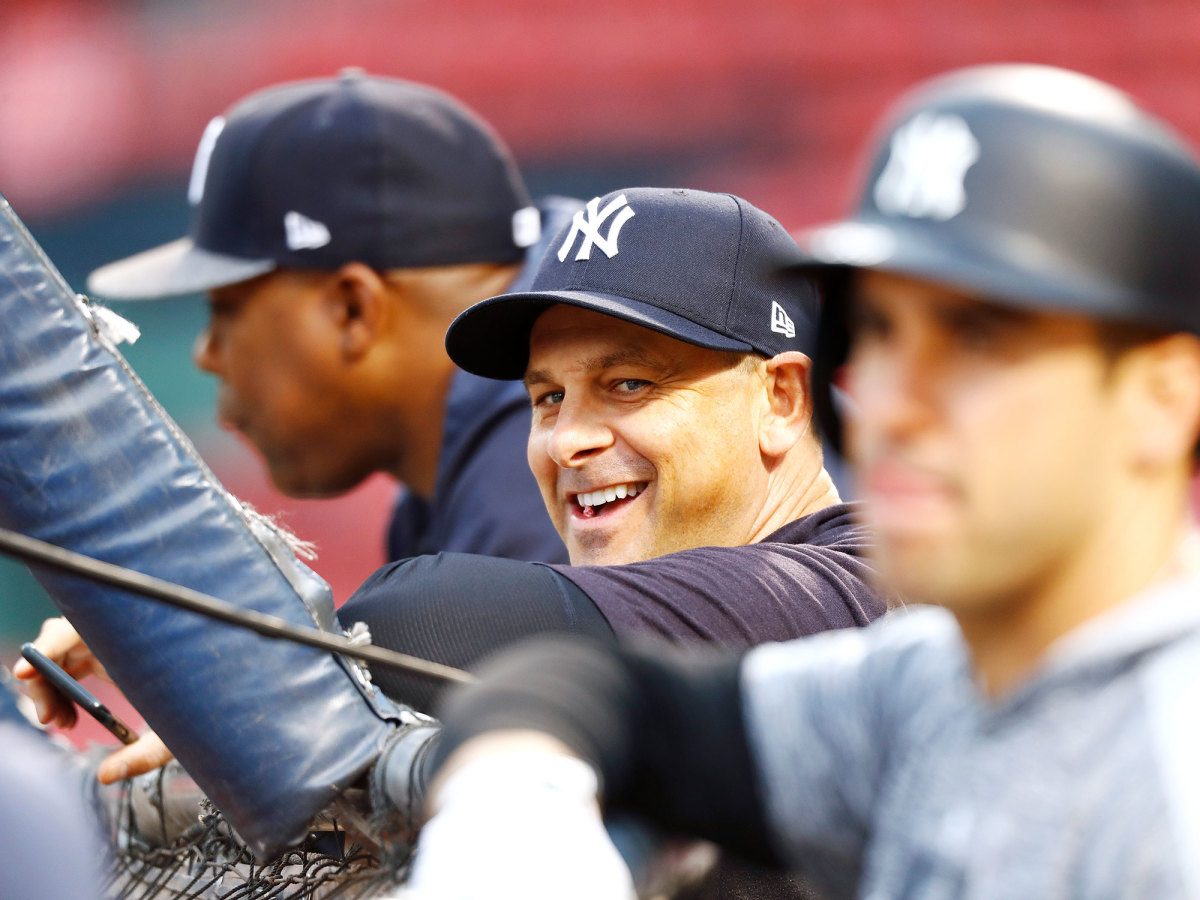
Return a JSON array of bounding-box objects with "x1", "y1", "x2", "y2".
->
[
  {"x1": 336, "y1": 553, "x2": 615, "y2": 712},
  {"x1": 551, "y1": 504, "x2": 884, "y2": 646},
  {"x1": 431, "y1": 635, "x2": 782, "y2": 867}
]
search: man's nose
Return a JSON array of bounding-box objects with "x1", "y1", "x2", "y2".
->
[
  {"x1": 544, "y1": 400, "x2": 614, "y2": 468},
  {"x1": 192, "y1": 326, "x2": 222, "y2": 375}
]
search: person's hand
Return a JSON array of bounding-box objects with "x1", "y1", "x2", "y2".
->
[
  {"x1": 12, "y1": 617, "x2": 108, "y2": 729},
  {"x1": 11, "y1": 616, "x2": 175, "y2": 782},
  {"x1": 401, "y1": 737, "x2": 636, "y2": 900},
  {"x1": 93, "y1": 730, "x2": 174, "y2": 784}
]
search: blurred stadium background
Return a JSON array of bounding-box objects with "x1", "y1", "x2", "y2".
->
[{"x1": 3, "y1": 0, "x2": 1197, "y2": 741}]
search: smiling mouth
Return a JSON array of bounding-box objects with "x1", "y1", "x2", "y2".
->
[{"x1": 571, "y1": 482, "x2": 647, "y2": 519}]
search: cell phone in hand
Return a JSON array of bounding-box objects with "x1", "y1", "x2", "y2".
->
[{"x1": 20, "y1": 642, "x2": 137, "y2": 745}]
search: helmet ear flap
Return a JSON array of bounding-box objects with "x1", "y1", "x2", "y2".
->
[{"x1": 811, "y1": 268, "x2": 853, "y2": 458}]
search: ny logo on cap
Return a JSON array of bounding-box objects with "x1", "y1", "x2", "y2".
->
[
  {"x1": 188, "y1": 116, "x2": 226, "y2": 206},
  {"x1": 557, "y1": 194, "x2": 636, "y2": 262},
  {"x1": 770, "y1": 301, "x2": 795, "y2": 339},
  {"x1": 873, "y1": 112, "x2": 980, "y2": 221}
]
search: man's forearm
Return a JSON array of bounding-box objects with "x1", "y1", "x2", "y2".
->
[{"x1": 427, "y1": 634, "x2": 782, "y2": 866}]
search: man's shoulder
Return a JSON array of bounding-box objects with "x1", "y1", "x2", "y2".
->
[
  {"x1": 750, "y1": 605, "x2": 961, "y2": 668},
  {"x1": 1138, "y1": 625, "x2": 1200, "y2": 896},
  {"x1": 553, "y1": 503, "x2": 886, "y2": 642},
  {"x1": 443, "y1": 368, "x2": 529, "y2": 423},
  {"x1": 434, "y1": 370, "x2": 534, "y2": 496},
  {"x1": 742, "y1": 607, "x2": 969, "y2": 737},
  {"x1": 506, "y1": 196, "x2": 585, "y2": 293},
  {"x1": 569, "y1": 502, "x2": 871, "y2": 584},
  {"x1": 760, "y1": 501, "x2": 869, "y2": 553},
  {"x1": 562, "y1": 502, "x2": 874, "y2": 594},
  {"x1": 394, "y1": 372, "x2": 563, "y2": 564}
]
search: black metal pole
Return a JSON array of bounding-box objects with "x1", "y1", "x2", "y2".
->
[{"x1": 0, "y1": 526, "x2": 475, "y2": 686}]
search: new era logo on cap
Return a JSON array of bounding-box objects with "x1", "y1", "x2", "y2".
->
[
  {"x1": 557, "y1": 194, "x2": 636, "y2": 261},
  {"x1": 446, "y1": 187, "x2": 820, "y2": 381},
  {"x1": 84, "y1": 72, "x2": 536, "y2": 301},
  {"x1": 771, "y1": 301, "x2": 796, "y2": 338},
  {"x1": 284, "y1": 211, "x2": 332, "y2": 251}
]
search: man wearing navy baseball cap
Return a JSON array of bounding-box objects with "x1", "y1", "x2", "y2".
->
[
  {"x1": 341, "y1": 186, "x2": 883, "y2": 900},
  {"x1": 86, "y1": 69, "x2": 573, "y2": 567},
  {"x1": 440, "y1": 185, "x2": 835, "y2": 566},
  {"x1": 32, "y1": 185, "x2": 883, "y2": 897},
  {"x1": 341, "y1": 186, "x2": 881, "y2": 675},
  {"x1": 35, "y1": 184, "x2": 882, "y2": 716}
]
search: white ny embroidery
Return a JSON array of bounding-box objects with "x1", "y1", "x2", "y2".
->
[
  {"x1": 873, "y1": 113, "x2": 980, "y2": 221},
  {"x1": 557, "y1": 194, "x2": 636, "y2": 261}
]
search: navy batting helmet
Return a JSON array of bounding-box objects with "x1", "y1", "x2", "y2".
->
[{"x1": 794, "y1": 64, "x2": 1200, "y2": 450}]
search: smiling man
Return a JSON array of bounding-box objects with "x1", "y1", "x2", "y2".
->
[
  {"x1": 523, "y1": 306, "x2": 775, "y2": 567},
  {"x1": 21, "y1": 188, "x2": 884, "y2": 786},
  {"x1": 337, "y1": 186, "x2": 883, "y2": 712},
  {"x1": 401, "y1": 65, "x2": 1200, "y2": 899},
  {"x1": 17, "y1": 185, "x2": 881, "y2": 900},
  {"x1": 20, "y1": 190, "x2": 883, "y2": 900}
]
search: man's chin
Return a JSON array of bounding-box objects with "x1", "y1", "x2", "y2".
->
[
  {"x1": 566, "y1": 538, "x2": 644, "y2": 568},
  {"x1": 266, "y1": 462, "x2": 357, "y2": 500},
  {"x1": 873, "y1": 537, "x2": 956, "y2": 600}
]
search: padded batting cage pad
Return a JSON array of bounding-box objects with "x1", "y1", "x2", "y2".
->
[{"x1": 0, "y1": 194, "x2": 401, "y2": 858}]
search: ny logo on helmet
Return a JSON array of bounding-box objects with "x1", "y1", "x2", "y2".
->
[
  {"x1": 873, "y1": 113, "x2": 980, "y2": 221},
  {"x1": 558, "y1": 194, "x2": 636, "y2": 262}
]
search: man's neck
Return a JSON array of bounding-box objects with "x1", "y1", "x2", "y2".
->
[
  {"x1": 747, "y1": 445, "x2": 842, "y2": 543},
  {"x1": 958, "y1": 502, "x2": 1195, "y2": 700},
  {"x1": 396, "y1": 362, "x2": 456, "y2": 499},
  {"x1": 384, "y1": 262, "x2": 523, "y2": 499}
]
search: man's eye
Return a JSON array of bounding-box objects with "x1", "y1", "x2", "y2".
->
[
  {"x1": 207, "y1": 301, "x2": 239, "y2": 320},
  {"x1": 614, "y1": 379, "x2": 650, "y2": 393},
  {"x1": 849, "y1": 304, "x2": 891, "y2": 341},
  {"x1": 531, "y1": 390, "x2": 564, "y2": 408},
  {"x1": 945, "y1": 311, "x2": 1007, "y2": 353}
]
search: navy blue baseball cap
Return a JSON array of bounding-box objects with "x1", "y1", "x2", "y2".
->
[
  {"x1": 87, "y1": 69, "x2": 537, "y2": 300},
  {"x1": 445, "y1": 187, "x2": 818, "y2": 380}
]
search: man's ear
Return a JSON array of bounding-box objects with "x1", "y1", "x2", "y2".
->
[
  {"x1": 759, "y1": 351, "x2": 814, "y2": 458},
  {"x1": 1123, "y1": 333, "x2": 1200, "y2": 470},
  {"x1": 328, "y1": 262, "x2": 388, "y2": 360}
]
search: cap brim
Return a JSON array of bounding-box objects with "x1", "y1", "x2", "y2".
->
[
  {"x1": 86, "y1": 237, "x2": 277, "y2": 300},
  {"x1": 446, "y1": 289, "x2": 756, "y2": 380},
  {"x1": 793, "y1": 216, "x2": 1131, "y2": 320}
]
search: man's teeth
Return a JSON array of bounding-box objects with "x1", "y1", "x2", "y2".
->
[{"x1": 576, "y1": 483, "x2": 642, "y2": 508}]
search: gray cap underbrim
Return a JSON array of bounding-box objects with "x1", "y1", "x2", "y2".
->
[
  {"x1": 793, "y1": 216, "x2": 1145, "y2": 326},
  {"x1": 86, "y1": 237, "x2": 278, "y2": 300}
]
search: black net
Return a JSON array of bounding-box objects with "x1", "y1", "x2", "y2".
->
[{"x1": 100, "y1": 765, "x2": 411, "y2": 900}]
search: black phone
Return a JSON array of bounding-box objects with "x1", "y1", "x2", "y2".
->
[{"x1": 20, "y1": 642, "x2": 138, "y2": 745}]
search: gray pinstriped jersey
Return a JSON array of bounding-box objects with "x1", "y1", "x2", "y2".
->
[{"x1": 741, "y1": 574, "x2": 1200, "y2": 899}]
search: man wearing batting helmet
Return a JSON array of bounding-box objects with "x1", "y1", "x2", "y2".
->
[{"x1": 401, "y1": 64, "x2": 1200, "y2": 899}]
